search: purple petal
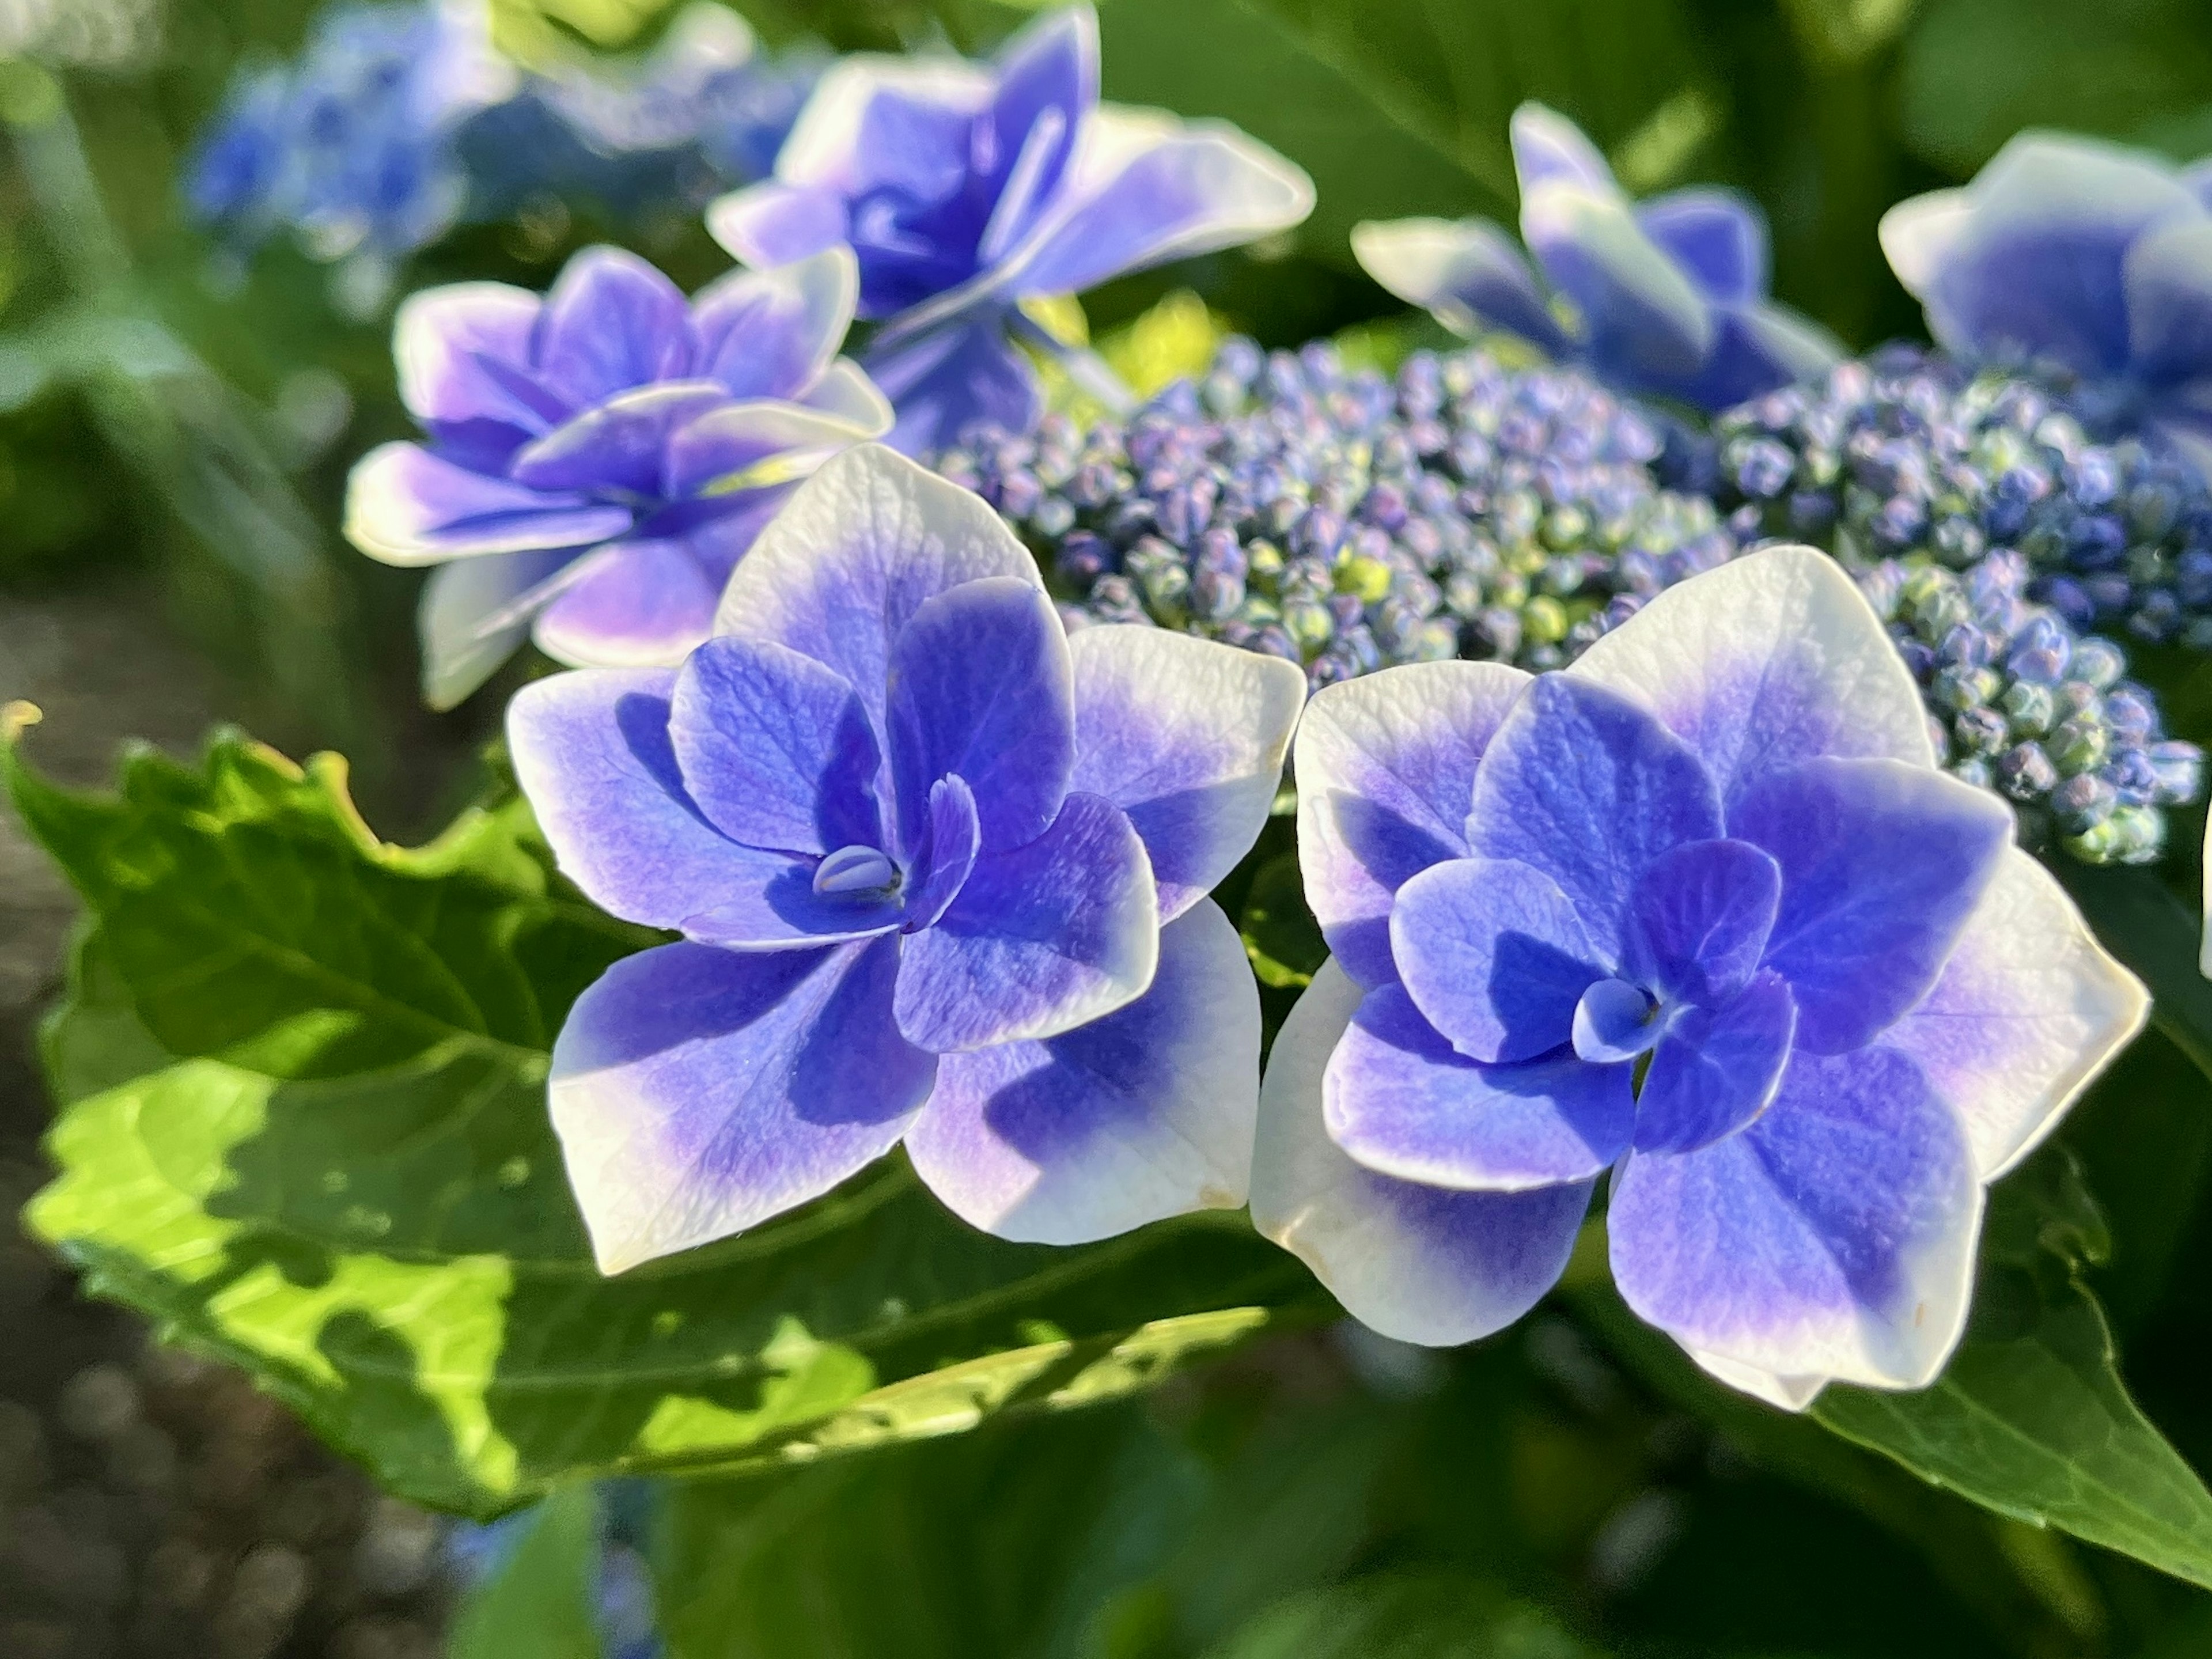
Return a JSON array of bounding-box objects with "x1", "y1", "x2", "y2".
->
[
  {"x1": 1887, "y1": 849, "x2": 2146, "y2": 1179},
  {"x1": 1252, "y1": 960, "x2": 1592, "y2": 1346},
  {"x1": 1634, "y1": 969, "x2": 1797, "y2": 1156},
  {"x1": 1510, "y1": 103, "x2": 1615, "y2": 192},
  {"x1": 532, "y1": 537, "x2": 721, "y2": 669},
  {"x1": 549, "y1": 938, "x2": 935, "y2": 1272},
  {"x1": 345, "y1": 442, "x2": 631, "y2": 566},
  {"x1": 690, "y1": 247, "x2": 859, "y2": 401},
  {"x1": 2124, "y1": 213, "x2": 2212, "y2": 387},
  {"x1": 508, "y1": 381, "x2": 732, "y2": 497},
  {"x1": 1624, "y1": 838, "x2": 1781, "y2": 1008},
  {"x1": 903, "y1": 774, "x2": 982, "y2": 931},
  {"x1": 1350, "y1": 217, "x2": 1569, "y2": 354},
  {"x1": 1635, "y1": 189, "x2": 1766, "y2": 304},
  {"x1": 1655, "y1": 302, "x2": 1842, "y2": 412},
  {"x1": 1922, "y1": 134, "x2": 2196, "y2": 377},
  {"x1": 509, "y1": 666, "x2": 761, "y2": 930},
  {"x1": 1388, "y1": 857, "x2": 1606, "y2": 1065},
  {"x1": 1609, "y1": 1045, "x2": 1980, "y2": 1389},
  {"x1": 534, "y1": 246, "x2": 695, "y2": 410},
  {"x1": 1567, "y1": 545, "x2": 1934, "y2": 812},
  {"x1": 1295, "y1": 661, "x2": 1532, "y2": 988},
  {"x1": 706, "y1": 182, "x2": 853, "y2": 271},
  {"x1": 1007, "y1": 110, "x2": 1314, "y2": 298},
  {"x1": 1066, "y1": 626, "x2": 1305, "y2": 922},
  {"x1": 978, "y1": 5, "x2": 1096, "y2": 263},
  {"x1": 893, "y1": 790, "x2": 1157, "y2": 1052},
  {"x1": 668, "y1": 634, "x2": 884, "y2": 856},
  {"x1": 885, "y1": 575, "x2": 1075, "y2": 855},
  {"x1": 415, "y1": 546, "x2": 577, "y2": 711},
  {"x1": 904, "y1": 898, "x2": 1256, "y2": 1244},
  {"x1": 1522, "y1": 182, "x2": 1711, "y2": 384},
  {"x1": 1732, "y1": 756, "x2": 2012, "y2": 1055},
  {"x1": 1324, "y1": 983, "x2": 1634, "y2": 1191},
  {"x1": 392, "y1": 279, "x2": 553, "y2": 445},
  {"x1": 714, "y1": 444, "x2": 1043, "y2": 738},
  {"x1": 663, "y1": 395, "x2": 893, "y2": 501},
  {"x1": 866, "y1": 316, "x2": 1042, "y2": 453},
  {"x1": 1466, "y1": 674, "x2": 1722, "y2": 953}
]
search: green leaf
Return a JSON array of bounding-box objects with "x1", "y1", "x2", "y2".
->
[
  {"x1": 2044, "y1": 857, "x2": 2212, "y2": 1088},
  {"x1": 1807, "y1": 1152, "x2": 2212, "y2": 1592},
  {"x1": 1198, "y1": 1575, "x2": 1602, "y2": 1659},
  {"x1": 1097, "y1": 0, "x2": 1709, "y2": 262},
  {"x1": 1238, "y1": 850, "x2": 1327, "y2": 990},
  {"x1": 7, "y1": 728, "x2": 1322, "y2": 1518},
  {"x1": 448, "y1": 1486, "x2": 608, "y2": 1659}
]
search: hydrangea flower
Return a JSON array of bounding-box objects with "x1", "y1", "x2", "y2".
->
[
  {"x1": 509, "y1": 444, "x2": 1305, "y2": 1270},
  {"x1": 1352, "y1": 104, "x2": 1838, "y2": 414},
  {"x1": 346, "y1": 244, "x2": 891, "y2": 707},
  {"x1": 1882, "y1": 132, "x2": 2212, "y2": 471},
  {"x1": 1252, "y1": 546, "x2": 2145, "y2": 1405},
  {"x1": 185, "y1": 0, "x2": 514, "y2": 313},
  {"x1": 706, "y1": 5, "x2": 1314, "y2": 451}
]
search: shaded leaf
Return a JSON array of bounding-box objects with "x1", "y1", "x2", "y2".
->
[
  {"x1": 7, "y1": 729, "x2": 1321, "y2": 1518},
  {"x1": 1198, "y1": 1574, "x2": 1601, "y2": 1659},
  {"x1": 448, "y1": 1486, "x2": 607, "y2": 1659},
  {"x1": 1238, "y1": 849, "x2": 1327, "y2": 990}
]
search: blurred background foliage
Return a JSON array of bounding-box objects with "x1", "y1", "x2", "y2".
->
[{"x1": 13, "y1": 1, "x2": 2212, "y2": 1656}]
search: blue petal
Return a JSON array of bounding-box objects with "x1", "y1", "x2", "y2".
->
[
  {"x1": 1634, "y1": 969, "x2": 1797, "y2": 1155},
  {"x1": 1324, "y1": 983, "x2": 1634, "y2": 1191},
  {"x1": 679, "y1": 861, "x2": 907, "y2": 950},
  {"x1": 902, "y1": 774, "x2": 981, "y2": 931},
  {"x1": 531, "y1": 537, "x2": 721, "y2": 670},
  {"x1": 1509, "y1": 103, "x2": 1615, "y2": 192},
  {"x1": 885, "y1": 575, "x2": 1075, "y2": 855},
  {"x1": 1350, "y1": 217, "x2": 1571, "y2": 354},
  {"x1": 1652, "y1": 301, "x2": 1841, "y2": 412},
  {"x1": 893, "y1": 790, "x2": 1157, "y2": 1052},
  {"x1": 533, "y1": 245, "x2": 696, "y2": 410},
  {"x1": 548, "y1": 938, "x2": 935, "y2": 1272},
  {"x1": 1624, "y1": 838, "x2": 1781, "y2": 1007},
  {"x1": 713, "y1": 444, "x2": 1044, "y2": 740},
  {"x1": 1295, "y1": 661, "x2": 1532, "y2": 988},
  {"x1": 1570, "y1": 978, "x2": 1664, "y2": 1065},
  {"x1": 2123, "y1": 213, "x2": 2212, "y2": 387},
  {"x1": 865, "y1": 315, "x2": 1041, "y2": 453},
  {"x1": 1609, "y1": 1044, "x2": 1979, "y2": 1389},
  {"x1": 706, "y1": 181, "x2": 852, "y2": 271},
  {"x1": 1252, "y1": 960, "x2": 1593, "y2": 1346},
  {"x1": 1466, "y1": 674, "x2": 1722, "y2": 954},
  {"x1": 1730, "y1": 756, "x2": 2013, "y2": 1054},
  {"x1": 690, "y1": 248, "x2": 858, "y2": 402},
  {"x1": 1066, "y1": 626, "x2": 1306, "y2": 923},
  {"x1": 904, "y1": 899, "x2": 1256, "y2": 1244},
  {"x1": 1522, "y1": 183, "x2": 1711, "y2": 385},
  {"x1": 507, "y1": 382, "x2": 731, "y2": 498},
  {"x1": 1635, "y1": 188, "x2": 1767, "y2": 304},
  {"x1": 393, "y1": 280, "x2": 553, "y2": 448},
  {"x1": 1389, "y1": 857, "x2": 1606, "y2": 1065},
  {"x1": 978, "y1": 4, "x2": 1096, "y2": 262},
  {"x1": 415, "y1": 546, "x2": 577, "y2": 711},
  {"x1": 346, "y1": 442, "x2": 632, "y2": 566},
  {"x1": 507, "y1": 667, "x2": 756, "y2": 930},
  {"x1": 667, "y1": 635, "x2": 884, "y2": 857}
]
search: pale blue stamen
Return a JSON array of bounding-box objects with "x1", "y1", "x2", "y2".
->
[
  {"x1": 1572, "y1": 977, "x2": 1665, "y2": 1065},
  {"x1": 813, "y1": 844, "x2": 899, "y2": 897}
]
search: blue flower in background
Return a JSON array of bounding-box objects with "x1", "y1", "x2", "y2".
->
[
  {"x1": 345, "y1": 244, "x2": 890, "y2": 707},
  {"x1": 1353, "y1": 104, "x2": 1839, "y2": 415},
  {"x1": 1253, "y1": 546, "x2": 2145, "y2": 1406},
  {"x1": 509, "y1": 445, "x2": 1303, "y2": 1271},
  {"x1": 1883, "y1": 132, "x2": 2212, "y2": 474},
  {"x1": 706, "y1": 4, "x2": 1315, "y2": 452},
  {"x1": 185, "y1": 0, "x2": 514, "y2": 313}
]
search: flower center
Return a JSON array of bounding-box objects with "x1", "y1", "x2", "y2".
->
[
  {"x1": 1571, "y1": 978, "x2": 1666, "y2": 1065},
  {"x1": 812, "y1": 844, "x2": 900, "y2": 899}
]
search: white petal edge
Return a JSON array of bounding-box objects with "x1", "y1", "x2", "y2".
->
[
  {"x1": 1690, "y1": 1348, "x2": 1827, "y2": 1412},
  {"x1": 1877, "y1": 187, "x2": 1973, "y2": 300},
  {"x1": 774, "y1": 54, "x2": 995, "y2": 190}
]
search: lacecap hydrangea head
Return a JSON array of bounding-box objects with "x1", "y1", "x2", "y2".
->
[
  {"x1": 345, "y1": 243, "x2": 891, "y2": 708},
  {"x1": 1351, "y1": 104, "x2": 1840, "y2": 415},
  {"x1": 706, "y1": 4, "x2": 1314, "y2": 451},
  {"x1": 1253, "y1": 546, "x2": 2145, "y2": 1407},
  {"x1": 509, "y1": 444, "x2": 1305, "y2": 1270},
  {"x1": 1882, "y1": 132, "x2": 2212, "y2": 473}
]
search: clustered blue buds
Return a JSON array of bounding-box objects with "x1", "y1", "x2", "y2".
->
[{"x1": 931, "y1": 337, "x2": 1738, "y2": 689}]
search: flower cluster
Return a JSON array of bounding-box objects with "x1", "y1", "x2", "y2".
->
[
  {"x1": 930, "y1": 337, "x2": 1740, "y2": 687},
  {"x1": 1883, "y1": 132, "x2": 2212, "y2": 472},
  {"x1": 1714, "y1": 348, "x2": 2212, "y2": 648},
  {"x1": 1255, "y1": 547, "x2": 2147, "y2": 1405},
  {"x1": 1353, "y1": 104, "x2": 1839, "y2": 414},
  {"x1": 709, "y1": 5, "x2": 1313, "y2": 450}
]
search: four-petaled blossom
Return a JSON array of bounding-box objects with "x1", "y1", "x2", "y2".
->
[
  {"x1": 705, "y1": 5, "x2": 1314, "y2": 452},
  {"x1": 1882, "y1": 132, "x2": 2212, "y2": 472},
  {"x1": 1353, "y1": 104, "x2": 1838, "y2": 414},
  {"x1": 346, "y1": 243, "x2": 892, "y2": 708},
  {"x1": 1253, "y1": 546, "x2": 2145, "y2": 1406},
  {"x1": 509, "y1": 444, "x2": 1305, "y2": 1271}
]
